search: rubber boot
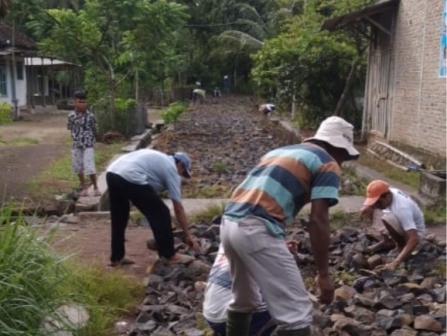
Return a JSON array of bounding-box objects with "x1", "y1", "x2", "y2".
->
[
  {"x1": 226, "y1": 310, "x2": 252, "y2": 336},
  {"x1": 277, "y1": 326, "x2": 311, "y2": 336}
]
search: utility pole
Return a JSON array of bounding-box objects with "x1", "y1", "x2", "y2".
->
[{"x1": 11, "y1": 19, "x2": 18, "y2": 120}]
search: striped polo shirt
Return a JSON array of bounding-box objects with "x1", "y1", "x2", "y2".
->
[{"x1": 224, "y1": 143, "x2": 341, "y2": 238}]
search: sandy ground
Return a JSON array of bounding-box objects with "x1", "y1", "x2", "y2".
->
[{"x1": 0, "y1": 112, "x2": 70, "y2": 202}]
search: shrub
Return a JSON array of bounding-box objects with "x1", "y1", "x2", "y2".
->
[
  {"x1": 162, "y1": 102, "x2": 188, "y2": 125},
  {"x1": 0, "y1": 204, "x2": 143, "y2": 335},
  {"x1": 93, "y1": 98, "x2": 139, "y2": 140},
  {"x1": 0, "y1": 102, "x2": 12, "y2": 124}
]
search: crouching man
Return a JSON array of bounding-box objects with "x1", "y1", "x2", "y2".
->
[
  {"x1": 360, "y1": 180, "x2": 426, "y2": 270},
  {"x1": 203, "y1": 241, "x2": 299, "y2": 336},
  {"x1": 258, "y1": 103, "x2": 276, "y2": 117}
]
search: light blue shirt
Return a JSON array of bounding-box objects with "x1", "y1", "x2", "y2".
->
[{"x1": 107, "y1": 149, "x2": 182, "y2": 202}]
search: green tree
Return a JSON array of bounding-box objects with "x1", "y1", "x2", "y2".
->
[
  {"x1": 251, "y1": 0, "x2": 372, "y2": 127},
  {"x1": 27, "y1": 0, "x2": 188, "y2": 131}
]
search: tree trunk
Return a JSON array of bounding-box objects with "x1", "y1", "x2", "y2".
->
[
  {"x1": 333, "y1": 58, "x2": 359, "y2": 117},
  {"x1": 135, "y1": 68, "x2": 139, "y2": 102},
  {"x1": 109, "y1": 81, "x2": 116, "y2": 131}
]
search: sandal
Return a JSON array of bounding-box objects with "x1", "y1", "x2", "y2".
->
[
  {"x1": 109, "y1": 258, "x2": 135, "y2": 267},
  {"x1": 162, "y1": 254, "x2": 195, "y2": 266},
  {"x1": 93, "y1": 189, "x2": 102, "y2": 197}
]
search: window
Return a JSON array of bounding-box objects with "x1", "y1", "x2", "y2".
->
[
  {"x1": 0, "y1": 62, "x2": 7, "y2": 97},
  {"x1": 16, "y1": 61, "x2": 24, "y2": 80}
]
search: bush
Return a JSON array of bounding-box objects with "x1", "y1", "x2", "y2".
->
[
  {"x1": 0, "y1": 204, "x2": 142, "y2": 336},
  {"x1": 56, "y1": 99, "x2": 75, "y2": 111},
  {"x1": 0, "y1": 102, "x2": 12, "y2": 124},
  {"x1": 93, "y1": 98, "x2": 139, "y2": 140},
  {"x1": 162, "y1": 102, "x2": 188, "y2": 124}
]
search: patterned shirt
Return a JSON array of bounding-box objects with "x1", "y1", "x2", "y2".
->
[
  {"x1": 224, "y1": 143, "x2": 341, "y2": 238},
  {"x1": 67, "y1": 110, "x2": 96, "y2": 149}
]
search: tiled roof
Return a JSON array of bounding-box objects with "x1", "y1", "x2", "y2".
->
[{"x1": 0, "y1": 22, "x2": 36, "y2": 51}]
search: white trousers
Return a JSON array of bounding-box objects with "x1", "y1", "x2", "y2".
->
[
  {"x1": 220, "y1": 216, "x2": 313, "y2": 330},
  {"x1": 71, "y1": 147, "x2": 96, "y2": 175}
]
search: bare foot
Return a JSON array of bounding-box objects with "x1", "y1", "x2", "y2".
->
[{"x1": 164, "y1": 253, "x2": 195, "y2": 265}]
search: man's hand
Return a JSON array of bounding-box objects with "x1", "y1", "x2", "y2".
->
[
  {"x1": 359, "y1": 205, "x2": 374, "y2": 222},
  {"x1": 317, "y1": 274, "x2": 334, "y2": 304},
  {"x1": 286, "y1": 240, "x2": 299, "y2": 254},
  {"x1": 185, "y1": 234, "x2": 200, "y2": 252},
  {"x1": 383, "y1": 260, "x2": 401, "y2": 270}
]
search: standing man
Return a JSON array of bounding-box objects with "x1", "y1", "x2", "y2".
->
[
  {"x1": 106, "y1": 149, "x2": 200, "y2": 267},
  {"x1": 360, "y1": 180, "x2": 426, "y2": 270},
  {"x1": 221, "y1": 116, "x2": 360, "y2": 336},
  {"x1": 67, "y1": 90, "x2": 101, "y2": 197},
  {"x1": 224, "y1": 75, "x2": 231, "y2": 93}
]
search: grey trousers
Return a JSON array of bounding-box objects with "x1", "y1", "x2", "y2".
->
[{"x1": 221, "y1": 216, "x2": 313, "y2": 330}]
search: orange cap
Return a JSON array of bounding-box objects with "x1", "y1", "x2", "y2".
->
[{"x1": 363, "y1": 180, "x2": 390, "y2": 206}]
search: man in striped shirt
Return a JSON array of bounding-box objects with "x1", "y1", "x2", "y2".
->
[{"x1": 220, "y1": 116, "x2": 360, "y2": 336}]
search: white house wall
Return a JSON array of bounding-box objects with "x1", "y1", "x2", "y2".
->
[{"x1": 0, "y1": 58, "x2": 27, "y2": 107}]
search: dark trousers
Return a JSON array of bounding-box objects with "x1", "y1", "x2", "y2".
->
[{"x1": 106, "y1": 172, "x2": 175, "y2": 262}]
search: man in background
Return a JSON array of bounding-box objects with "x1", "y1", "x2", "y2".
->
[
  {"x1": 67, "y1": 90, "x2": 101, "y2": 197},
  {"x1": 259, "y1": 103, "x2": 276, "y2": 118},
  {"x1": 360, "y1": 180, "x2": 426, "y2": 270},
  {"x1": 105, "y1": 149, "x2": 199, "y2": 267}
]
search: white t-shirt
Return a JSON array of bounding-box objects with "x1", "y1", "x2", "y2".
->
[
  {"x1": 203, "y1": 245, "x2": 267, "y2": 323},
  {"x1": 387, "y1": 188, "x2": 426, "y2": 238}
]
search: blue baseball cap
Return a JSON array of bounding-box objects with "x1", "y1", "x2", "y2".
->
[{"x1": 173, "y1": 152, "x2": 192, "y2": 178}]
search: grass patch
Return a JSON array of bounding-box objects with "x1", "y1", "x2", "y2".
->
[
  {"x1": 64, "y1": 262, "x2": 143, "y2": 335},
  {"x1": 196, "y1": 313, "x2": 214, "y2": 336},
  {"x1": 357, "y1": 149, "x2": 420, "y2": 189},
  {"x1": 424, "y1": 200, "x2": 446, "y2": 226},
  {"x1": 7, "y1": 137, "x2": 39, "y2": 145},
  {"x1": 183, "y1": 185, "x2": 233, "y2": 199},
  {"x1": 0, "y1": 204, "x2": 143, "y2": 336},
  {"x1": 328, "y1": 210, "x2": 360, "y2": 230},
  {"x1": 341, "y1": 165, "x2": 368, "y2": 196},
  {"x1": 27, "y1": 142, "x2": 123, "y2": 198},
  {"x1": 161, "y1": 102, "x2": 188, "y2": 125},
  {"x1": 187, "y1": 202, "x2": 227, "y2": 224}
]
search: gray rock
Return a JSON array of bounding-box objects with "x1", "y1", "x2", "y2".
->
[
  {"x1": 389, "y1": 326, "x2": 418, "y2": 336},
  {"x1": 414, "y1": 315, "x2": 443, "y2": 332},
  {"x1": 40, "y1": 304, "x2": 89, "y2": 336},
  {"x1": 367, "y1": 254, "x2": 383, "y2": 269}
]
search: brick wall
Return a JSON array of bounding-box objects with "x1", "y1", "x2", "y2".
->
[{"x1": 390, "y1": 0, "x2": 446, "y2": 157}]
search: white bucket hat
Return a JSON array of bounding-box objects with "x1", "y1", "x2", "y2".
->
[{"x1": 304, "y1": 116, "x2": 359, "y2": 160}]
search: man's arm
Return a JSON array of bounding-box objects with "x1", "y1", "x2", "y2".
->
[
  {"x1": 307, "y1": 160, "x2": 339, "y2": 304},
  {"x1": 164, "y1": 169, "x2": 199, "y2": 250},
  {"x1": 172, "y1": 200, "x2": 191, "y2": 235},
  {"x1": 308, "y1": 199, "x2": 331, "y2": 276},
  {"x1": 67, "y1": 114, "x2": 73, "y2": 131},
  {"x1": 394, "y1": 229, "x2": 419, "y2": 264}
]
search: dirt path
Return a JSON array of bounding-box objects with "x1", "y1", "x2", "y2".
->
[
  {"x1": 153, "y1": 95, "x2": 299, "y2": 198},
  {"x1": 49, "y1": 219, "x2": 156, "y2": 278},
  {"x1": 0, "y1": 112, "x2": 70, "y2": 202}
]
